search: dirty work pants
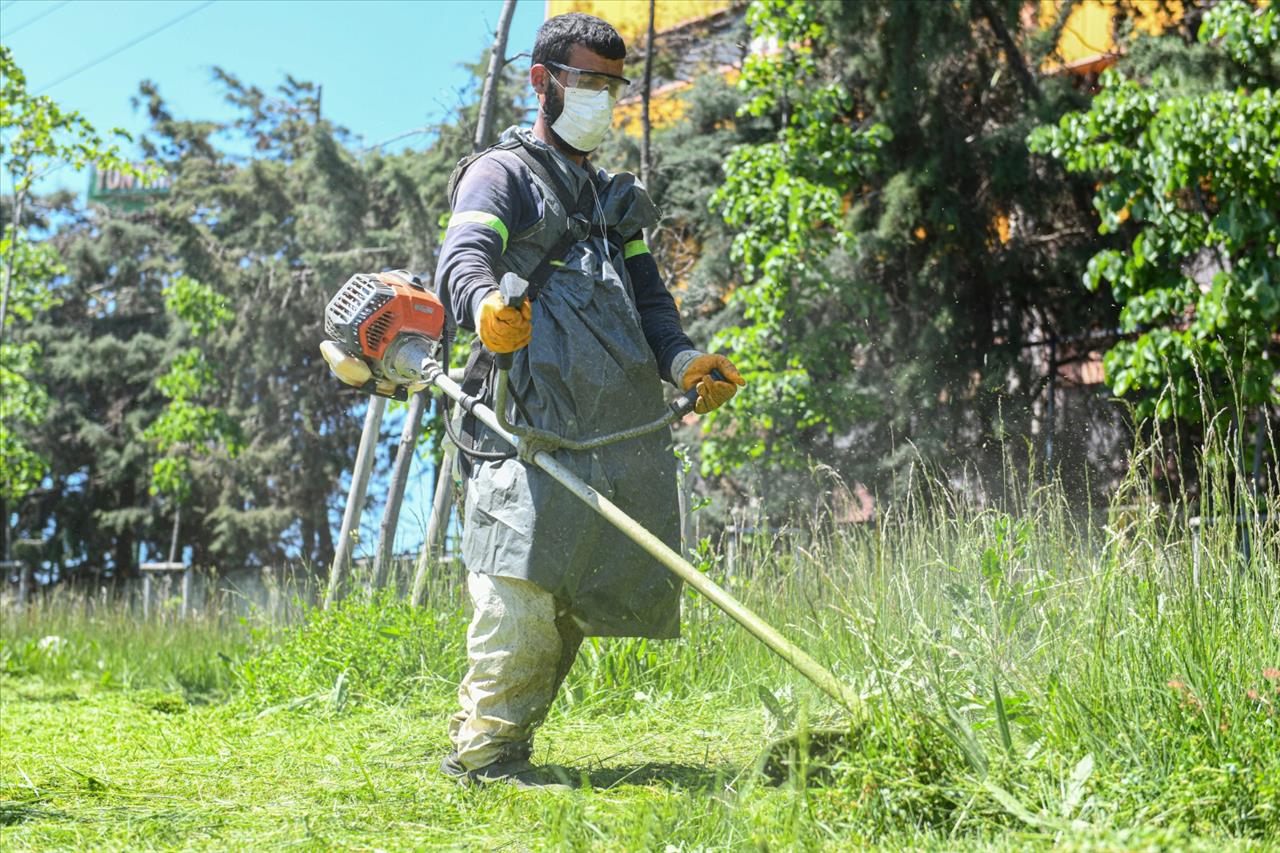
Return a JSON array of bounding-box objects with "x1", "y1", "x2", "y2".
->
[{"x1": 449, "y1": 572, "x2": 583, "y2": 770}]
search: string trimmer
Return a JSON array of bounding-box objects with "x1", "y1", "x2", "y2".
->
[{"x1": 319, "y1": 270, "x2": 863, "y2": 717}]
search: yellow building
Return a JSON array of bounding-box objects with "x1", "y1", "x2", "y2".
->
[
  {"x1": 545, "y1": 0, "x2": 733, "y2": 45},
  {"x1": 1037, "y1": 0, "x2": 1184, "y2": 75},
  {"x1": 546, "y1": 1, "x2": 739, "y2": 133},
  {"x1": 550, "y1": 1, "x2": 1189, "y2": 136}
]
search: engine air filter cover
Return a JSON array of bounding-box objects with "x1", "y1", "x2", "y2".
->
[{"x1": 324, "y1": 273, "x2": 446, "y2": 360}]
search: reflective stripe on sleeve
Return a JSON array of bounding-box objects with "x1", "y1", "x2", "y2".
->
[
  {"x1": 447, "y1": 210, "x2": 509, "y2": 252},
  {"x1": 623, "y1": 239, "x2": 649, "y2": 259}
]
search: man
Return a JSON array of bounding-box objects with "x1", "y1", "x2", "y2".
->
[{"x1": 435, "y1": 12, "x2": 744, "y2": 790}]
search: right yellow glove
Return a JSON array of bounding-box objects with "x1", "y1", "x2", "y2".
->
[
  {"x1": 681, "y1": 353, "x2": 746, "y2": 414},
  {"x1": 477, "y1": 290, "x2": 532, "y2": 353}
]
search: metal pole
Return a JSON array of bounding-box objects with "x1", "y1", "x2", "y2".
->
[
  {"x1": 372, "y1": 389, "x2": 428, "y2": 591},
  {"x1": 411, "y1": 442, "x2": 456, "y2": 607},
  {"x1": 428, "y1": 366, "x2": 864, "y2": 716},
  {"x1": 326, "y1": 396, "x2": 387, "y2": 608}
]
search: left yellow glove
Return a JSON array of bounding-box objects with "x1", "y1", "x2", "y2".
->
[{"x1": 681, "y1": 353, "x2": 746, "y2": 414}]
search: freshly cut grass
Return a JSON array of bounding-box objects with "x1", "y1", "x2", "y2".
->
[{"x1": 2, "y1": 432, "x2": 1276, "y2": 849}]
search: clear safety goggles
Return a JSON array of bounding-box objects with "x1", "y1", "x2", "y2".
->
[{"x1": 545, "y1": 61, "x2": 631, "y2": 99}]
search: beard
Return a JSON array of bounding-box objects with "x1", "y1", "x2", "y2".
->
[{"x1": 541, "y1": 83, "x2": 589, "y2": 156}]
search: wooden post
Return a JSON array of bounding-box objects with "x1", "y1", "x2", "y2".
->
[
  {"x1": 326, "y1": 396, "x2": 387, "y2": 608},
  {"x1": 1190, "y1": 516, "x2": 1202, "y2": 591},
  {"x1": 411, "y1": 444, "x2": 456, "y2": 607},
  {"x1": 640, "y1": 0, "x2": 656, "y2": 246},
  {"x1": 676, "y1": 462, "x2": 693, "y2": 555},
  {"x1": 371, "y1": 389, "x2": 429, "y2": 590},
  {"x1": 140, "y1": 562, "x2": 185, "y2": 619},
  {"x1": 165, "y1": 506, "x2": 192, "y2": 618},
  {"x1": 1045, "y1": 333, "x2": 1057, "y2": 481},
  {"x1": 475, "y1": 0, "x2": 517, "y2": 152},
  {"x1": 0, "y1": 561, "x2": 20, "y2": 610},
  {"x1": 1251, "y1": 406, "x2": 1265, "y2": 492},
  {"x1": 725, "y1": 524, "x2": 737, "y2": 580},
  {"x1": 1244, "y1": 406, "x2": 1265, "y2": 567},
  {"x1": 16, "y1": 562, "x2": 31, "y2": 611},
  {"x1": 265, "y1": 565, "x2": 280, "y2": 623},
  {"x1": 10, "y1": 537, "x2": 44, "y2": 613}
]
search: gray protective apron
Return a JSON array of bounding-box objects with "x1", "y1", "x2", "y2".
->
[{"x1": 460, "y1": 129, "x2": 682, "y2": 639}]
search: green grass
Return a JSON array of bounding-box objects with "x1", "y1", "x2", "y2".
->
[{"x1": 2, "y1": 440, "x2": 1277, "y2": 850}]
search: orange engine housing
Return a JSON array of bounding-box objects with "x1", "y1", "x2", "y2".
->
[{"x1": 325, "y1": 272, "x2": 445, "y2": 360}]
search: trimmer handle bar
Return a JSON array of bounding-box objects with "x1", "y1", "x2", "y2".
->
[{"x1": 495, "y1": 272, "x2": 530, "y2": 371}]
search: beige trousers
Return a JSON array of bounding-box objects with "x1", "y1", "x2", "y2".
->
[{"x1": 449, "y1": 572, "x2": 583, "y2": 770}]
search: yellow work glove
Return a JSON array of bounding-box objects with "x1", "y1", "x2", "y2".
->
[
  {"x1": 681, "y1": 353, "x2": 746, "y2": 415},
  {"x1": 477, "y1": 290, "x2": 532, "y2": 354}
]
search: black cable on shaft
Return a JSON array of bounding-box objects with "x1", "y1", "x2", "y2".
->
[{"x1": 437, "y1": 323, "x2": 515, "y2": 462}]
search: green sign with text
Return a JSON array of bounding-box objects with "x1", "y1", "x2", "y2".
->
[{"x1": 87, "y1": 165, "x2": 171, "y2": 209}]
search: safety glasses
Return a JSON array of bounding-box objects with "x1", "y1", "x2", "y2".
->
[{"x1": 545, "y1": 61, "x2": 631, "y2": 99}]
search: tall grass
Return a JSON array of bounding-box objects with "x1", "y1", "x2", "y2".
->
[
  {"x1": 0, "y1": 589, "x2": 251, "y2": 697},
  {"x1": 2, "y1": 419, "x2": 1276, "y2": 846}
]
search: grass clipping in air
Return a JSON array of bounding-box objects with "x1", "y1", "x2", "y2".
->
[{"x1": 1, "y1": 430, "x2": 1277, "y2": 850}]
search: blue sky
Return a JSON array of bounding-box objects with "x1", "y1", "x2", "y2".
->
[
  {"x1": 2, "y1": 0, "x2": 548, "y2": 194},
  {"x1": 3, "y1": 0, "x2": 552, "y2": 560}
]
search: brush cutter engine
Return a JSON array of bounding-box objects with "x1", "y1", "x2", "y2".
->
[
  {"x1": 321, "y1": 269, "x2": 719, "y2": 446},
  {"x1": 320, "y1": 270, "x2": 445, "y2": 400}
]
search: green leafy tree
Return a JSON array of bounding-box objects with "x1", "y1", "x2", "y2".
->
[
  {"x1": 144, "y1": 276, "x2": 242, "y2": 504},
  {"x1": 1, "y1": 45, "x2": 150, "y2": 568},
  {"x1": 20, "y1": 194, "x2": 176, "y2": 576},
  {"x1": 692, "y1": 0, "x2": 1119, "y2": 505},
  {"x1": 1029, "y1": 0, "x2": 1279, "y2": 423},
  {"x1": 0, "y1": 228, "x2": 62, "y2": 501},
  {"x1": 8, "y1": 53, "x2": 529, "y2": 580},
  {"x1": 0, "y1": 46, "x2": 143, "y2": 339}
]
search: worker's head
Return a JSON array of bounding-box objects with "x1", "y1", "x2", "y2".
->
[{"x1": 530, "y1": 13, "x2": 629, "y2": 154}]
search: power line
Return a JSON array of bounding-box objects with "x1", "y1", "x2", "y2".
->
[
  {"x1": 3, "y1": 0, "x2": 71, "y2": 37},
  {"x1": 362, "y1": 125, "x2": 434, "y2": 153},
  {"x1": 35, "y1": 0, "x2": 216, "y2": 95}
]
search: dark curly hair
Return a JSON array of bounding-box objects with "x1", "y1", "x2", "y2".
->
[{"x1": 532, "y1": 12, "x2": 626, "y2": 68}]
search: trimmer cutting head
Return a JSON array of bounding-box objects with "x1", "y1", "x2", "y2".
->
[{"x1": 321, "y1": 271, "x2": 445, "y2": 399}]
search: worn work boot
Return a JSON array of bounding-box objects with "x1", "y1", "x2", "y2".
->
[{"x1": 439, "y1": 751, "x2": 575, "y2": 792}]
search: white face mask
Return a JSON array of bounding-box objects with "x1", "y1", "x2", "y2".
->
[{"x1": 547, "y1": 76, "x2": 615, "y2": 153}]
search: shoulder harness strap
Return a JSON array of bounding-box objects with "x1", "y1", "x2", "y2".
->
[{"x1": 509, "y1": 138, "x2": 624, "y2": 297}]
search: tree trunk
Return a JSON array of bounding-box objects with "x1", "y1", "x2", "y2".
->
[
  {"x1": 0, "y1": 186, "x2": 27, "y2": 350},
  {"x1": 475, "y1": 0, "x2": 518, "y2": 153},
  {"x1": 115, "y1": 529, "x2": 134, "y2": 581},
  {"x1": 973, "y1": 0, "x2": 1041, "y2": 103},
  {"x1": 167, "y1": 504, "x2": 181, "y2": 565},
  {"x1": 640, "y1": 0, "x2": 657, "y2": 246}
]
